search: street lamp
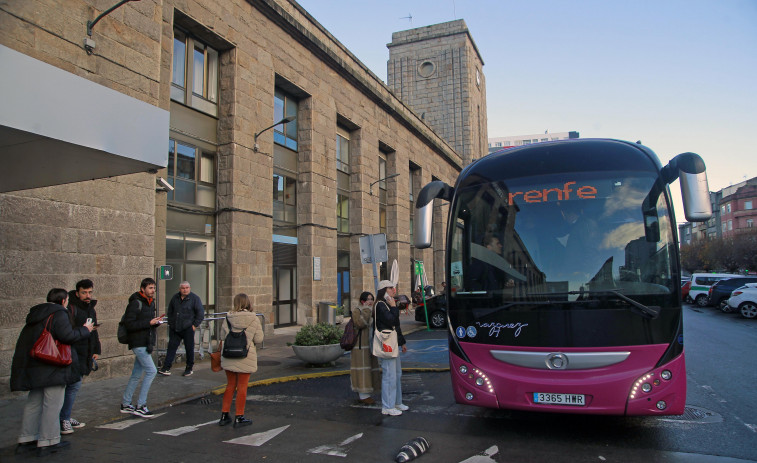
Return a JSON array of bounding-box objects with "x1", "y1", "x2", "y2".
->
[
  {"x1": 254, "y1": 115, "x2": 296, "y2": 152},
  {"x1": 369, "y1": 173, "x2": 400, "y2": 195}
]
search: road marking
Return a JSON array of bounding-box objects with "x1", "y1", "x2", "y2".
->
[
  {"x1": 459, "y1": 445, "x2": 499, "y2": 462},
  {"x1": 307, "y1": 433, "x2": 363, "y2": 457},
  {"x1": 745, "y1": 423, "x2": 757, "y2": 433},
  {"x1": 96, "y1": 413, "x2": 166, "y2": 430},
  {"x1": 701, "y1": 385, "x2": 727, "y2": 403},
  {"x1": 224, "y1": 425, "x2": 290, "y2": 446},
  {"x1": 154, "y1": 419, "x2": 216, "y2": 436}
]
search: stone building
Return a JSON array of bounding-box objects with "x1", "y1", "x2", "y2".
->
[{"x1": 0, "y1": 1, "x2": 487, "y2": 394}]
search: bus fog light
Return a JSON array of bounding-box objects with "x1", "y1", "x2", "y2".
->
[
  {"x1": 660, "y1": 370, "x2": 672, "y2": 380},
  {"x1": 476, "y1": 378, "x2": 484, "y2": 386},
  {"x1": 465, "y1": 392, "x2": 474, "y2": 401},
  {"x1": 642, "y1": 383, "x2": 652, "y2": 393},
  {"x1": 459, "y1": 365, "x2": 468, "y2": 374},
  {"x1": 656, "y1": 401, "x2": 667, "y2": 410}
]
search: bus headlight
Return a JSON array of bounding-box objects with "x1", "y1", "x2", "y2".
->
[
  {"x1": 656, "y1": 401, "x2": 667, "y2": 410},
  {"x1": 641, "y1": 383, "x2": 652, "y2": 393},
  {"x1": 465, "y1": 392, "x2": 474, "y2": 401},
  {"x1": 459, "y1": 365, "x2": 468, "y2": 374},
  {"x1": 660, "y1": 370, "x2": 672, "y2": 380}
]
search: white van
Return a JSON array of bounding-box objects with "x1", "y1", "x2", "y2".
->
[{"x1": 688, "y1": 273, "x2": 741, "y2": 307}]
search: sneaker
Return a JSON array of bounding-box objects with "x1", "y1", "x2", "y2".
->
[
  {"x1": 134, "y1": 405, "x2": 155, "y2": 418},
  {"x1": 382, "y1": 408, "x2": 402, "y2": 416},
  {"x1": 395, "y1": 404, "x2": 409, "y2": 411},
  {"x1": 120, "y1": 404, "x2": 135, "y2": 414},
  {"x1": 182, "y1": 369, "x2": 193, "y2": 377},
  {"x1": 60, "y1": 420, "x2": 74, "y2": 435},
  {"x1": 69, "y1": 418, "x2": 86, "y2": 428},
  {"x1": 157, "y1": 368, "x2": 171, "y2": 376}
]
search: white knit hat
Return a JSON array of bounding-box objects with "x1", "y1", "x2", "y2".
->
[{"x1": 377, "y1": 280, "x2": 395, "y2": 291}]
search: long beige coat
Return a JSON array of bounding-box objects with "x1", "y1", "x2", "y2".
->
[
  {"x1": 220, "y1": 311, "x2": 264, "y2": 374},
  {"x1": 349, "y1": 305, "x2": 380, "y2": 394}
]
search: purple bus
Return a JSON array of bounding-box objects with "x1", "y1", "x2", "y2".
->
[{"x1": 414, "y1": 139, "x2": 711, "y2": 415}]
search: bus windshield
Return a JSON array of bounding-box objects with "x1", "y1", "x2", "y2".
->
[{"x1": 449, "y1": 170, "x2": 677, "y2": 312}]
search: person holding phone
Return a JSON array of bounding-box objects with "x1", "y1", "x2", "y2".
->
[
  {"x1": 59, "y1": 279, "x2": 101, "y2": 435},
  {"x1": 375, "y1": 280, "x2": 408, "y2": 416}
]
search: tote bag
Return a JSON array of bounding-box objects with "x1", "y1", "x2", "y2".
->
[
  {"x1": 30, "y1": 314, "x2": 73, "y2": 366},
  {"x1": 372, "y1": 302, "x2": 398, "y2": 359}
]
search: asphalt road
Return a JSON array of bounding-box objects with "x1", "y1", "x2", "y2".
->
[{"x1": 4, "y1": 304, "x2": 755, "y2": 462}]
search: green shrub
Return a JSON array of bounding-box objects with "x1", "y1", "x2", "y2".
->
[{"x1": 293, "y1": 323, "x2": 344, "y2": 346}]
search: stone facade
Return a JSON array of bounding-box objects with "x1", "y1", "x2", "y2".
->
[{"x1": 0, "y1": 0, "x2": 483, "y2": 396}]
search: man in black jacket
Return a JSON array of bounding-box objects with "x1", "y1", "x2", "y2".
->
[
  {"x1": 120, "y1": 278, "x2": 163, "y2": 418},
  {"x1": 158, "y1": 281, "x2": 204, "y2": 376},
  {"x1": 60, "y1": 279, "x2": 102, "y2": 435}
]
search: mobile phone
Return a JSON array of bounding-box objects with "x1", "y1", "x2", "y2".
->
[{"x1": 86, "y1": 318, "x2": 93, "y2": 324}]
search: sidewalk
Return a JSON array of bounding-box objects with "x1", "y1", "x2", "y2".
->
[{"x1": 0, "y1": 312, "x2": 442, "y2": 450}]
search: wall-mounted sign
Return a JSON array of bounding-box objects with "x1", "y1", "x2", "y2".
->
[{"x1": 313, "y1": 257, "x2": 321, "y2": 281}]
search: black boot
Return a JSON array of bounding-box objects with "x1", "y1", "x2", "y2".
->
[
  {"x1": 233, "y1": 415, "x2": 252, "y2": 428},
  {"x1": 218, "y1": 412, "x2": 232, "y2": 426}
]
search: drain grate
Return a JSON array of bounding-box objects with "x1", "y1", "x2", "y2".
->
[{"x1": 660, "y1": 406, "x2": 722, "y2": 423}]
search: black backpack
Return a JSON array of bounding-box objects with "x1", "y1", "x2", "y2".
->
[
  {"x1": 339, "y1": 318, "x2": 360, "y2": 351},
  {"x1": 117, "y1": 300, "x2": 142, "y2": 344},
  {"x1": 222, "y1": 317, "x2": 249, "y2": 358}
]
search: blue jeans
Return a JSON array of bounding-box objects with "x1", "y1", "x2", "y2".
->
[
  {"x1": 122, "y1": 347, "x2": 157, "y2": 408},
  {"x1": 163, "y1": 327, "x2": 195, "y2": 370},
  {"x1": 59, "y1": 379, "x2": 82, "y2": 421},
  {"x1": 380, "y1": 355, "x2": 403, "y2": 410}
]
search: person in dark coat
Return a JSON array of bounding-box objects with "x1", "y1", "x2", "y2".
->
[
  {"x1": 120, "y1": 278, "x2": 163, "y2": 418},
  {"x1": 158, "y1": 281, "x2": 204, "y2": 377},
  {"x1": 59, "y1": 279, "x2": 102, "y2": 435},
  {"x1": 375, "y1": 280, "x2": 408, "y2": 416},
  {"x1": 11, "y1": 288, "x2": 93, "y2": 457}
]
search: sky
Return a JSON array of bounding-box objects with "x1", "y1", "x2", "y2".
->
[{"x1": 296, "y1": 0, "x2": 757, "y2": 222}]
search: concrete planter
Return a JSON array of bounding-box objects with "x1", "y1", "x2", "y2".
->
[{"x1": 291, "y1": 343, "x2": 344, "y2": 365}]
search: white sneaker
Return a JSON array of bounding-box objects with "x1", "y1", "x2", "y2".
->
[
  {"x1": 382, "y1": 408, "x2": 402, "y2": 416},
  {"x1": 395, "y1": 404, "x2": 409, "y2": 411}
]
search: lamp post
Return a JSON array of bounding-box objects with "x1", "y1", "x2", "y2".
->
[
  {"x1": 254, "y1": 115, "x2": 296, "y2": 152},
  {"x1": 369, "y1": 173, "x2": 400, "y2": 195}
]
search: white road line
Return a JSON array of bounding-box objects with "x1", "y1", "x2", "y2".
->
[
  {"x1": 459, "y1": 445, "x2": 499, "y2": 463},
  {"x1": 96, "y1": 413, "x2": 166, "y2": 430},
  {"x1": 154, "y1": 419, "x2": 217, "y2": 436},
  {"x1": 307, "y1": 433, "x2": 363, "y2": 457},
  {"x1": 224, "y1": 425, "x2": 290, "y2": 446}
]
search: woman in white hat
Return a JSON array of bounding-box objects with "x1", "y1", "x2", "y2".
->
[{"x1": 375, "y1": 280, "x2": 408, "y2": 416}]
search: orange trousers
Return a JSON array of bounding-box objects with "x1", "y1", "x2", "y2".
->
[{"x1": 222, "y1": 371, "x2": 251, "y2": 416}]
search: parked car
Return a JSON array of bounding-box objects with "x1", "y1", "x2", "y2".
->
[
  {"x1": 414, "y1": 292, "x2": 447, "y2": 329},
  {"x1": 681, "y1": 280, "x2": 692, "y2": 303},
  {"x1": 688, "y1": 273, "x2": 741, "y2": 307},
  {"x1": 726, "y1": 283, "x2": 757, "y2": 319},
  {"x1": 709, "y1": 276, "x2": 757, "y2": 312}
]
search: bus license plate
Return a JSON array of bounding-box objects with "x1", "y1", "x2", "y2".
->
[{"x1": 533, "y1": 393, "x2": 585, "y2": 406}]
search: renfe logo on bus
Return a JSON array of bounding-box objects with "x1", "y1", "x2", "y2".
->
[{"x1": 507, "y1": 181, "x2": 597, "y2": 205}]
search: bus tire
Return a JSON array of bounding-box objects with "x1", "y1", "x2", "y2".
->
[
  {"x1": 695, "y1": 294, "x2": 709, "y2": 307},
  {"x1": 739, "y1": 302, "x2": 757, "y2": 319}
]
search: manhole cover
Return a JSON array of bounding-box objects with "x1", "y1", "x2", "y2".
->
[
  {"x1": 660, "y1": 405, "x2": 722, "y2": 423},
  {"x1": 257, "y1": 360, "x2": 281, "y2": 366}
]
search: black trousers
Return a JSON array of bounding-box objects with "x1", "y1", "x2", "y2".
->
[{"x1": 164, "y1": 327, "x2": 195, "y2": 370}]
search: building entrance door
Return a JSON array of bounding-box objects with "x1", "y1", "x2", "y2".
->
[{"x1": 273, "y1": 265, "x2": 297, "y2": 327}]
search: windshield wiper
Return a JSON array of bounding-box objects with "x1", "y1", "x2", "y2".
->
[{"x1": 527, "y1": 289, "x2": 660, "y2": 319}]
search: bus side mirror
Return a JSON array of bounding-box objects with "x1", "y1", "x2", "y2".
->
[
  {"x1": 662, "y1": 152, "x2": 712, "y2": 222},
  {"x1": 414, "y1": 181, "x2": 453, "y2": 249}
]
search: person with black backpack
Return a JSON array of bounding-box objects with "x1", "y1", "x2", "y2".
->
[
  {"x1": 218, "y1": 293, "x2": 264, "y2": 428},
  {"x1": 349, "y1": 291, "x2": 379, "y2": 404}
]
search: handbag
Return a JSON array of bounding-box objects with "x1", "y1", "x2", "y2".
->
[
  {"x1": 30, "y1": 314, "x2": 73, "y2": 366},
  {"x1": 372, "y1": 302, "x2": 399, "y2": 359},
  {"x1": 209, "y1": 351, "x2": 222, "y2": 372}
]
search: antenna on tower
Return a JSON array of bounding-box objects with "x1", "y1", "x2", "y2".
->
[{"x1": 400, "y1": 13, "x2": 413, "y2": 24}]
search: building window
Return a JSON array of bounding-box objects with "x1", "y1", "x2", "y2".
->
[
  {"x1": 728, "y1": 220, "x2": 733, "y2": 231},
  {"x1": 721, "y1": 205, "x2": 726, "y2": 215},
  {"x1": 722, "y1": 222, "x2": 726, "y2": 232},
  {"x1": 337, "y1": 130, "x2": 350, "y2": 173},
  {"x1": 379, "y1": 156, "x2": 387, "y2": 235},
  {"x1": 336, "y1": 193, "x2": 349, "y2": 233},
  {"x1": 747, "y1": 219, "x2": 754, "y2": 228},
  {"x1": 274, "y1": 88, "x2": 298, "y2": 150},
  {"x1": 167, "y1": 139, "x2": 216, "y2": 208},
  {"x1": 745, "y1": 200, "x2": 753, "y2": 210},
  {"x1": 273, "y1": 174, "x2": 297, "y2": 224},
  {"x1": 165, "y1": 233, "x2": 215, "y2": 309},
  {"x1": 172, "y1": 29, "x2": 219, "y2": 115},
  {"x1": 726, "y1": 203, "x2": 731, "y2": 213}
]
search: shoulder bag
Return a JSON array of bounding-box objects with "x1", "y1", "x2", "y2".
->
[
  {"x1": 372, "y1": 302, "x2": 399, "y2": 359},
  {"x1": 30, "y1": 314, "x2": 73, "y2": 366}
]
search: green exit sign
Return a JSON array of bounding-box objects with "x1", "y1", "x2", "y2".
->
[{"x1": 159, "y1": 265, "x2": 173, "y2": 280}]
